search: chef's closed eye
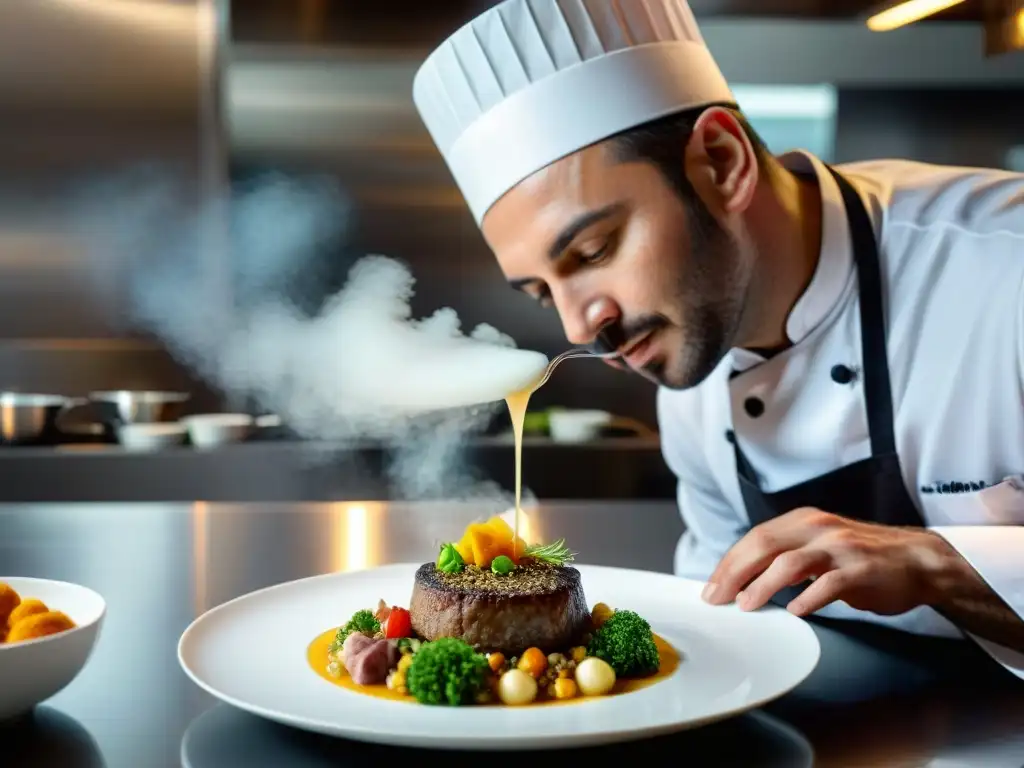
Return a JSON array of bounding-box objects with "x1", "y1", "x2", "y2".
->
[{"x1": 577, "y1": 241, "x2": 609, "y2": 265}]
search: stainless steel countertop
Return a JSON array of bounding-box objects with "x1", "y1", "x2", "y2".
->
[{"x1": 2, "y1": 501, "x2": 1022, "y2": 767}]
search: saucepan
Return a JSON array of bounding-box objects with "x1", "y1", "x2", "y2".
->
[
  {"x1": 0, "y1": 393, "x2": 96, "y2": 445},
  {"x1": 86, "y1": 390, "x2": 191, "y2": 426}
]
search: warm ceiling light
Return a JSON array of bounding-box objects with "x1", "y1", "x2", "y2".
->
[{"x1": 866, "y1": 0, "x2": 968, "y2": 32}]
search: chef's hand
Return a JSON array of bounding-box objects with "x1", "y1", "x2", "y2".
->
[{"x1": 702, "y1": 507, "x2": 954, "y2": 617}]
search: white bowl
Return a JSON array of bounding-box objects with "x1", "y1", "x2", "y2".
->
[
  {"x1": 182, "y1": 413, "x2": 254, "y2": 449},
  {"x1": 118, "y1": 422, "x2": 187, "y2": 451},
  {"x1": 0, "y1": 577, "x2": 106, "y2": 721},
  {"x1": 548, "y1": 409, "x2": 613, "y2": 442}
]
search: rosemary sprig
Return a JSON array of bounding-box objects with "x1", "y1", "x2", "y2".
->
[{"x1": 523, "y1": 538, "x2": 575, "y2": 566}]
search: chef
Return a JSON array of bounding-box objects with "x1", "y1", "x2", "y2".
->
[{"x1": 411, "y1": 0, "x2": 1024, "y2": 678}]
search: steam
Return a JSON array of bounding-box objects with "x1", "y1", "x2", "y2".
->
[{"x1": 64, "y1": 166, "x2": 538, "y2": 502}]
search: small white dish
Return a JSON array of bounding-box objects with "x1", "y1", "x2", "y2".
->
[
  {"x1": 182, "y1": 414, "x2": 254, "y2": 449},
  {"x1": 548, "y1": 409, "x2": 613, "y2": 442},
  {"x1": 178, "y1": 563, "x2": 820, "y2": 750},
  {"x1": 118, "y1": 422, "x2": 187, "y2": 451},
  {"x1": 0, "y1": 577, "x2": 106, "y2": 721}
]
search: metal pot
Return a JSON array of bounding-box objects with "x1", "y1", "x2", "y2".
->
[
  {"x1": 0, "y1": 393, "x2": 91, "y2": 445},
  {"x1": 87, "y1": 391, "x2": 191, "y2": 425}
]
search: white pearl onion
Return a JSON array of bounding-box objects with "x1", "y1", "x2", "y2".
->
[
  {"x1": 497, "y1": 669, "x2": 538, "y2": 705},
  {"x1": 575, "y1": 657, "x2": 616, "y2": 696}
]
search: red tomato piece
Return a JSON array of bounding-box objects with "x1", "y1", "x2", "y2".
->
[{"x1": 384, "y1": 606, "x2": 411, "y2": 638}]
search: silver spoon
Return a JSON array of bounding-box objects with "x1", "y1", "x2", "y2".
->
[{"x1": 531, "y1": 347, "x2": 618, "y2": 390}]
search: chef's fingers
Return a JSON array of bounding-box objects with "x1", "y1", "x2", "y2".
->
[
  {"x1": 734, "y1": 547, "x2": 832, "y2": 612},
  {"x1": 602, "y1": 357, "x2": 625, "y2": 371},
  {"x1": 704, "y1": 533, "x2": 784, "y2": 605},
  {"x1": 704, "y1": 515, "x2": 814, "y2": 604},
  {"x1": 785, "y1": 562, "x2": 871, "y2": 617}
]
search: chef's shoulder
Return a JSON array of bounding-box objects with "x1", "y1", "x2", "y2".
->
[
  {"x1": 656, "y1": 375, "x2": 718, "y2": 479},
  {"x1": 836, "y1": 158, "x2": 1024, "y2": 242}
]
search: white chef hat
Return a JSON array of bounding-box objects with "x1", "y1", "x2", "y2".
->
[{"x1": 412, "y1": 0, "x2": 735, "y2": 225}]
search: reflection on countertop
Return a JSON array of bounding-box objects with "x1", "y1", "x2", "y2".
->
[
  {"x1": 180, "y1": 703, "x2": 813, "y2": 767},
  {"x1": 0, "y1": 706, "x2": 106, "y2": 768}
]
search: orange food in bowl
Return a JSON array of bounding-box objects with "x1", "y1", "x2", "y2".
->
[
  {"x1": 0, "y1": 583, "x2": 20, "y2": 629},
  {"x1": 8, "y1": 598, "x2": 48, "y2": 629},
  {"x1": 6, "y1": 611, "x2": 76, "y2": 643}
]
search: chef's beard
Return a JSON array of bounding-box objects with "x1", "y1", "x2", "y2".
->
[
  {"x1": 654, "y1": 194, "x2": 749, "y2": 390},
  {"x1": 584, "y1": 190, "x2": 750, "y2": 390}
]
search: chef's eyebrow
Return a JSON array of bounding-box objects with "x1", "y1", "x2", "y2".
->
[
  {"x1": 546, "y1": 203, "x2": 625, "y2": 261},
  {"x1": 507, "y1": 202, "x2": 625, "y2": 292}
]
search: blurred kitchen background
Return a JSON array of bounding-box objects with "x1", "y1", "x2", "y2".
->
[{"x1": 0, "y1": 0, "x2": 1021, "y2": 505}]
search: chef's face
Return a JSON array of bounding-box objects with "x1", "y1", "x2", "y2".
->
[{"x1": 482, "y1": 107, "x2": 761, "y2": 390}]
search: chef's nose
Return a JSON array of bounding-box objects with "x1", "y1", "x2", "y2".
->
[{"x1": 561, "y1": 295, "x2": 620, "y2": 347}]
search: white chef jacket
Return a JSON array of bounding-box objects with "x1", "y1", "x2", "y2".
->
[{"x1": 658, "y1": 149, "x2": 1024, "y2": 678}]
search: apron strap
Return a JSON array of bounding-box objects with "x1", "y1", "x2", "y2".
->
[
  {"x1": 732, "y1": 166, "x2": 897, "y2": 489},
  {"x1": 826, "y1": 166, "x2": 897, "y2": 458}
]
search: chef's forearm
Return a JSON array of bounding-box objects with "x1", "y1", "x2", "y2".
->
[{"x1": 922, "y1": 531, "x2": 1024, "y2": 653}]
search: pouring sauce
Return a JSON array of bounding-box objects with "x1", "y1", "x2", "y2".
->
[{"x1": 504, "y1": 385, "x2": 534, "y2": 558}]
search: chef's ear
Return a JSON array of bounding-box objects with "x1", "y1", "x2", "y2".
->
[{"x1": 684, "y1": 107, "x2": 759, "y2": 214}]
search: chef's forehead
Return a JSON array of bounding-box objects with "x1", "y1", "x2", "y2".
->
[{"x1": 483, "y1": 143, "x2": 622, "y2": 248}]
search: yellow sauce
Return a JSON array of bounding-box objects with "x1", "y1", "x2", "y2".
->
[
  {"x1": 307, "y1": 628, "x2": 680, "y2": 706},
  {"x1": 504, "y1": 386, "x2": 534, "y2": 559}
]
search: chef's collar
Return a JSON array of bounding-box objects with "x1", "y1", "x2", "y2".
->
[{"x1": 730, "y1": 150, "x2": 854, "y2": 374}]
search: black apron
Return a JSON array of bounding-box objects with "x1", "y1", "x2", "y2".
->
[{"x1": 729, "y1": 166, "x2": 926, "y2": 608}]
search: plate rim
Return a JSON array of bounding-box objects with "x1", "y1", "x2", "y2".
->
[{"x1": 177, "y1": 563, "x2": 821, "y2": 749}]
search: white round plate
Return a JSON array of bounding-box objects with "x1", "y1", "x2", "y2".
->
[{"x1": 178, "y1": 563, "x2": 821, "y2": 751}]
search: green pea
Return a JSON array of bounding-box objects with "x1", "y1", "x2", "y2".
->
[
  {"x1": 437, "y1": 543, "x2": 464, "y2": 574},
  {"x1": 491, "y1": 555, "x2": 514, "y2": 575}
]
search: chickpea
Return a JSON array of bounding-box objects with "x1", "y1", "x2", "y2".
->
[
  {"x1": 517, "y1": 647, "x2": 548, "y2": 679},
  {"x1": 554, "y1": 678, "x2": 577, "y2": 699},
  {"x1": 569, "y1": 646, "x2": 587, "y2": 663},
  {"x1": 488, "y1": 652, "x2": 506, "y2": 673}
]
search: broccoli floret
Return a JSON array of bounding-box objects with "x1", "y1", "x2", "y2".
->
[
  {"x1": 405, "y1": 637, "x2": 489, "y2": 706},
  {"x1": 586, "y1": 609, "x2": 659, "y2": 677},
  {"x1": 329, "y1": 609, "x2": 381, "y2": 652}
]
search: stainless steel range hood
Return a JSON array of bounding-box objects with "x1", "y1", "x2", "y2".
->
[{"x1": 0, "y1": 0, "x2": 230, "y2": 398}]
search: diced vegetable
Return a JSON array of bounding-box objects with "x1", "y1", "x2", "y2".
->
[
  {"x1": 553, "y1": 677, "x2": 577, "y2": 699},
  {"x1": 517, "y1": 647, "x2": 547, "y2": 679},
  {"x1": 383, "y1": 606, "x2": 412, "y2": 639}
]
